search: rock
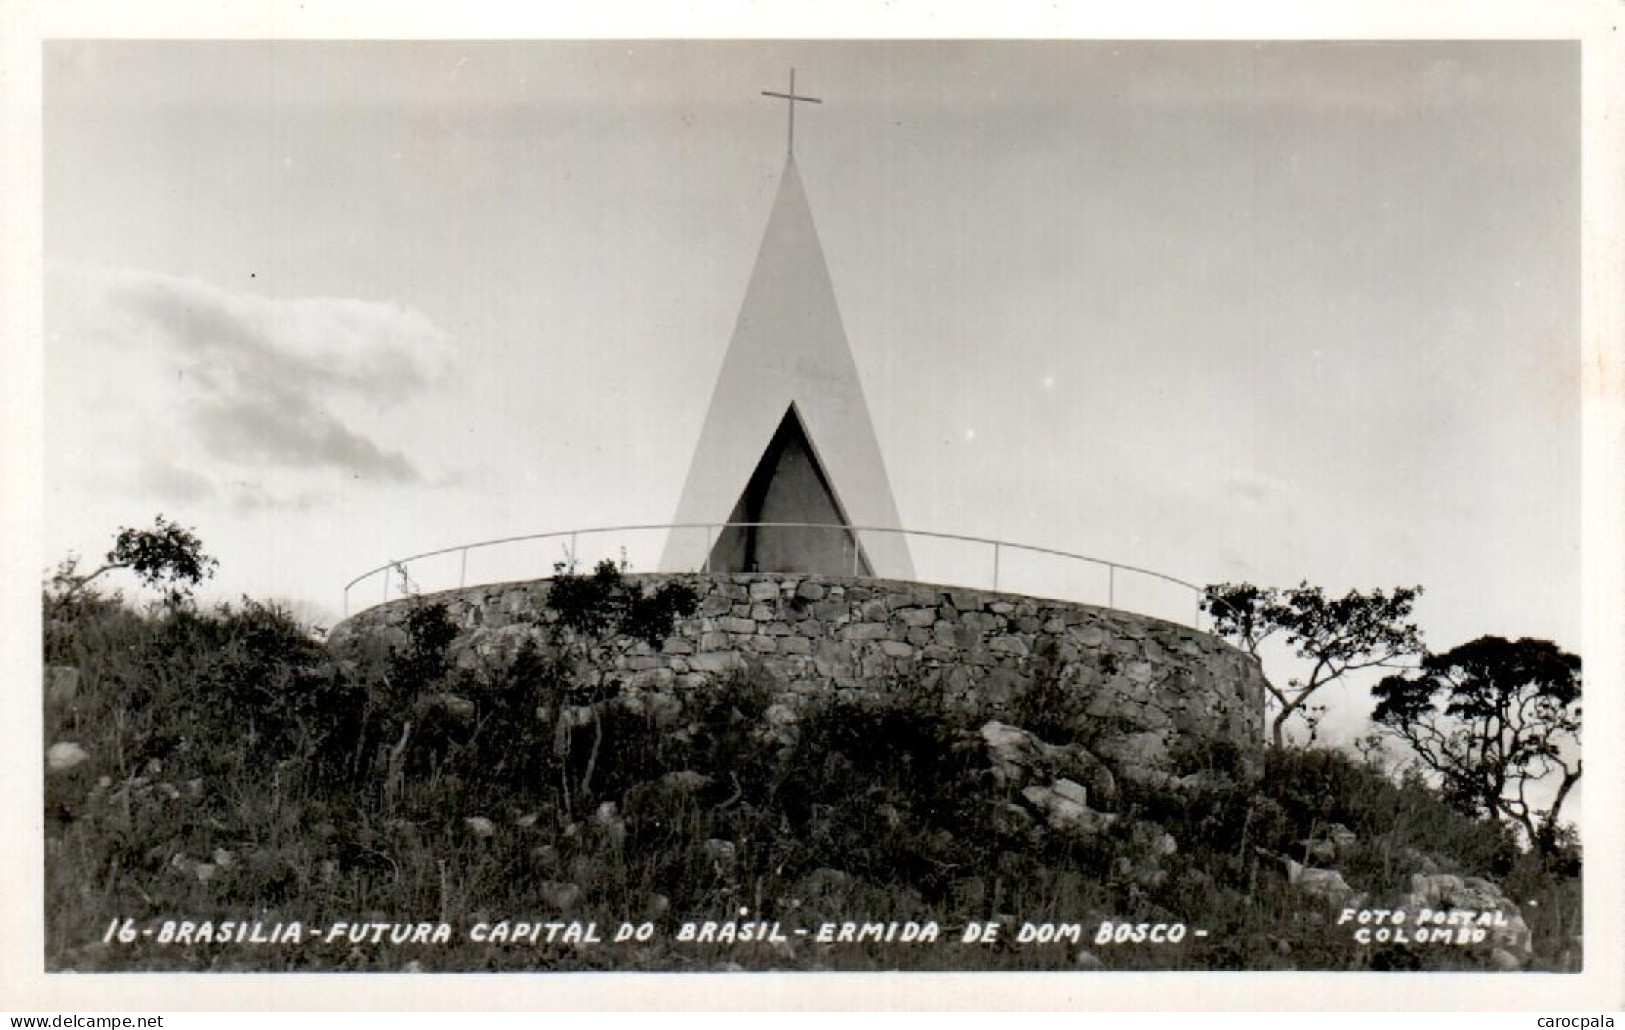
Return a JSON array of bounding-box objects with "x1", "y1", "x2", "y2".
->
[
  {"x1": 212, "y1": 848, "x2": 236, "y2": 870},
  {"x1": 645, "y1": 893, "x2": 671, "y2": 919},
  {"x1": 46, "y1": 742, "x2": 89, "y2": 773},
  {"x1": 659, "y1": 770, "x2": 712, "y2": 794},
  {"x1": 464, "y1": 816, "x2": 496, "y2": 838},
  {"x1": 1022, "y1": 782, "x2": 1116, "y2": 836},
  {"x1": 44, "y1": 666, "x2": 80, "y2": 708},
  {"x1": 1093, "y1": 732, "x2": 1171, "y2": 785},
  {"x1": 795, "y1": 581, "x2": 826, "y2": 601},
  {"x1": 842, "y1": 623, "x2": 889, "y2": 642},
  {"x1": 1051, "y1": 778, "x2": 1089, "y2": 807},
  {"x1": 749, "y1": 580, "x2": 780, "y2": 602},
  {"x1": 1489, "y1": 947, "x2": 1522, "y2": 971},
  {"x1": 516, "y1": 812, "x2": 541, "y2": 828},
  {"x1": 402, "y1": 960, "x2": 424, "y2": 974},
  {"x1": 1298, "y1": 838, "x2": 1338, "y2": 864},
  {"x1": 989, "y1": 635, "x2": 1030, "y2": 656},
  {"x1": 1326, "y1": 823, "x2": 1357, "y2": 851},
  {"x1": 593, "y1": 803, "x2": 627, "y2": 846},
  {"x1": 192, "y1": 862, "x2": 216, "y2": 884},
  {"x1": 1284, "y1": 858, "x2": 1359, "y2": 905},
  {"x1": 974, "y1": 721, "x2": 1117, "y2": 801},
  {"x1": 1406, "y1": 873, "x2": 1465, "y2": 909},
  {"x1": 538, "y1": 881, "x2": 583, "y2": 912},
  {"x1": 700, "y1": 838, "x2": 738, "y2": 876},
  {"x1": 690, "y1": 652, "x2": 745, "y2": 674},
  {"x1": 1074, "y1": 949, "x2": 1104, "y2": 969}
]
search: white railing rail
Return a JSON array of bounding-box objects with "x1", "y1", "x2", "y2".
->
[{"x1": 342, "y1": 521, "x2": 1218, "y2": 631}]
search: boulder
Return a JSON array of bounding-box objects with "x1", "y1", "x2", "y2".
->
[
  {"x1": 1284, "y1": 858, "x2": 1360, "y2": 906},
  {"x1": 44, "y1": 666, "x2": 79, "y2": 708},
  {"x1": 973, "y1": 721, "x2": 1117, "y2": 801},
  {"x1": 46, "y1": 742, "x2": 89, "y2": 773},
  {"x1": 700, "y1": 838, "x2": 738, "y2": 877},
  {"x1": 1022, "y1": 781, "x2": 1116, "y2": 836},
  {"x1": 538, "y1": 881, "x2": 583, "y2": 912}
]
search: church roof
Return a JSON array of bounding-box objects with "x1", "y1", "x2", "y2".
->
[{"x1": 661, "y1": 154, "x2": 914, "y2": 578}]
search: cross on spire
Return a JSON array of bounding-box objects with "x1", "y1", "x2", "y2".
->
[{"x1": 761, "y1": 68, "x2": 822, "y2": 156}]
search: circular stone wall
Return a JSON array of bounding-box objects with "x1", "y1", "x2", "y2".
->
[{"x1": 329, "y1": 573, "x2": 1267, "y2": 786}]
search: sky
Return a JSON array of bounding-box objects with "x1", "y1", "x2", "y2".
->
[{"x1": 41, "y1": 40, "x2": 1580, "y2": 746}]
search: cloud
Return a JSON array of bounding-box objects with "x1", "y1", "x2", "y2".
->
[
  {"x1": 136, "y1": 457, "x2": 217, "y2": 504},
  {"x1": 53, "y1": 265, "x2": 452, "y2": 489}
]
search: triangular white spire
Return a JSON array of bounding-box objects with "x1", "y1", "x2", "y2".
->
[{"x1": 662, "y1": 155, "x2": 913, "y2": 578}]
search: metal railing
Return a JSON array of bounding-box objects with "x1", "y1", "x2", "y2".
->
[{"x1": 341, "y1": 521, "x2": 1217, "y2": 631}]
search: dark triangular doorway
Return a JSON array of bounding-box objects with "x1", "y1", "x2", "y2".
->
[{"x1": 707, "y1": 404, "x2": 871, "y2": 576}]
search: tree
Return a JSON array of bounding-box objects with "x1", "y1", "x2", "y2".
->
[
  {"x1": 49, "y1": 514, "x2": 218, "y2": 607},
  {"x1": 544, "y1": 558, "x2": 699, "y2": 810},
  {"x1": 1372, "y1": 636, "x2": 1581, "y2": 854},
  {"x1": 1203, "y1": 582, "x2": 1425, "y2": 749}
]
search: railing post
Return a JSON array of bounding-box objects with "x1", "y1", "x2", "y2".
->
[
  {"x1": 1108, "y1": 565, "x2": 1116, "y2": 608},
  {"x1": 343, "y1": 586, "x2": 350, "y2": 618},
  {"x1": 382, "y1": 567, "x2": 390, "y2": 605},
  {"x1": 459, "y1": 548, "x2": 468, "y2": 589},
  {"x1": 992, "y1": 541, "x2": 1000, "y2": 592},
  {"x1": 569, "y1": 532, "x2": 578, "y2": 569},
  {"x1": 705, "y1": 525, "x2": 714, "y2": 573},
  {"x1": 851, "y1": 530, "x2": 860, "y2": 576}
]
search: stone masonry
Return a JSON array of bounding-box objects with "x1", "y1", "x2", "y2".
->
[
  {"x1": 333, "y1": 568, "x2": 1267, "y2": 786},
  {"x1": 330, "y1": 573, "x2": 1267, "y2": 785}
]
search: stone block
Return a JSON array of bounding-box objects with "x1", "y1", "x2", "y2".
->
[
  {"x1": 842, "y1": 622, "x2": 889, "y2": 642},
  {"x1": 718, "y1": 616, "x2": 756, "y2": 634},
  {"x1": 779, "y1": 636, "x2": 811, "y2": 655},
  {"x1": 700, "y1": 632, "x2": 730, "y2": 651},
  {"x1": 947, "y1": 590, "x2": 981, "y2": 612},
  {"x1": 691, "y1": 652, "x2": 745, "y2": 674},
  {"x1": 814, "y1": 641, "x2": 853, "y2": 678},
  {"x1": 989, "y1": 635, "x2": 1030, "y2": 657},
  {"x1": 795, "y1": 581, "x2": 827, "y2": 601},
  {"x1": 762, "y1": 621, "x2": 793, "y2": 636},
  {"x1": 879, "y1": 640, "x2": 914, "y2": 658},
  {"x1": 860, "y1": 599, "x2": 889, "y2": 622},
  {"x1": 899, "y1": 608, "x2": 937, "y2": 628},
  {"x1": 813, "y1": 600, "x2": 850, "y2": 621},
  {"x1": 749, "y1": 580, "x2": 780, "y2": 602},
  {"x1": 663, "y1": 638, "x2": 694, "y2": 655},
  {"x1": 750, "y1": 603, "x2": 775, "y2": 620}
]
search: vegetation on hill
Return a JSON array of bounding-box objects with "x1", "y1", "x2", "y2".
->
[{"x1": 40, "y1": 526, "x2": 1582, "y2": 972}]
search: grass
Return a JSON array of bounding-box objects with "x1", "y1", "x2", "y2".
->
[{"x1": 41, "y1": 581, "x2": 1583, "y2": 972}]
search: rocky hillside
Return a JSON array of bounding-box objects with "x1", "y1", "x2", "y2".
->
[{"x1": 41, "y1": 580, "x2": 1581, "y2": 972}]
